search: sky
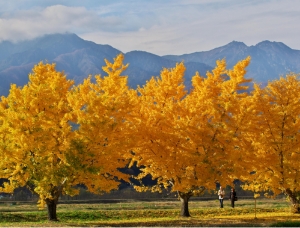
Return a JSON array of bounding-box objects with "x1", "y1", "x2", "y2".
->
[{"x1": 0, "y1": 0, "x2": 299, "y2": 56}]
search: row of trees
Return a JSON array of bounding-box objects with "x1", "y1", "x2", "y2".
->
[{"x1": 0, "y1": 54, "x2": 299, "y2": 220}]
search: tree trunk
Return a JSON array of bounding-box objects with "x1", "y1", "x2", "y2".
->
[
  {"x1": 46, "y1": 198, "x2": 59, "y2": 221},
  {"x1": 178, "y1": 191, "x2": 192, "y2": 217},
  {"x1": 45, "y1": 184, "x2": 63, "y2": 221},
  {"x1": 286, "y1": 189, "x2": 300, "y2": 213}
]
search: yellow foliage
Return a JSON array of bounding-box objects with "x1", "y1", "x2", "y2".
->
[
  {"x1": 237, "y1": 73, "x2": 300, "y2": 200},
  {"x1": 68, "y1": 53, "x2": 135, "y2": 193},
  {"x1": 0, "y1": 57, "x2": 134, "y2": 209},
  {"x1": 0, "y1": 62, "x2": 77, "y2": 207},
  {"x1": 130, "y1": 57, "x2": 252, "y2": 198},
  {"x1": 2, "y1": 53, "x2": 300, "y2": 211}
]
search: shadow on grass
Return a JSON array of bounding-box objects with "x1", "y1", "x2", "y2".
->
[
  {"x1": 270, "y1": 221, "x2": 300, "y2": 227},
  {"x1": 0, "y1": 212, "x2": 47, "y2": 223}
]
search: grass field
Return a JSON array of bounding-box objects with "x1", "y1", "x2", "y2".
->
[{"x1": 0, "y1": 198, "x2": 300, "y2": 227}]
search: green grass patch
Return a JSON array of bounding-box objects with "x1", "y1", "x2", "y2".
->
[{"x1": 0, "y1": 198, "x2": 299, "y2": 226}]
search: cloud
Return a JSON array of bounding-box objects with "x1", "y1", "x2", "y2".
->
[
  {"x1": 0, "y1": 4, "x2": 124, "y2": 42},
  {"x1": 0, "y1": 0, "x2": 300, "y2": 55},
  {"x1": 0, "y1": 2, "x2": 162, "y2": 42}
]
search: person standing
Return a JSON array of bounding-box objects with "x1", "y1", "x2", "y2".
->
[
  {"x1": 229, "y1": 188, "x2": 237, "y2": 208},
  {"x1": 218, "y1": 186, "x2": 225, "y2": 208}
]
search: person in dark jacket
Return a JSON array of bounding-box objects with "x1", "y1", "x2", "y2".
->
[{"x1": 229, "y1": 188, "x2": 237, "y2": 208}]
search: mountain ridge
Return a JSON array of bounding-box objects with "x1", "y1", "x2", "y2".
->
[
  {"x1": 163, "y1": 40, "x2": 300, "y2": 83},
  {"x1": 0, "y1": 33, "x2": 299, "y2": 96}
]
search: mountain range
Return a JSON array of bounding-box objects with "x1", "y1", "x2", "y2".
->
[{"x1": 1, "y1": 33, "x2": 300, "y2": 96}]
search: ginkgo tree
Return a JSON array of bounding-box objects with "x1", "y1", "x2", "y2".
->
[
  {"x1": 180, "y1": 56, "x2": 252, "y2": 209},
  {"x1": 0, "y1": 62, "x2": 78, "y2": 220},
  {"x1": 0, "y1": 57, "x2": 132, "y2": 221},
  {"x1": 129, "y1": 57, "x2": 251, "y2": 216},
  {"x1": 239, "y1": 73, "x2": 300, "y2": 213}
]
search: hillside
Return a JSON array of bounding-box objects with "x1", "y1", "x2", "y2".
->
[{"x1": 1, "y1": 33, "x2": 300, "y2": 95}]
